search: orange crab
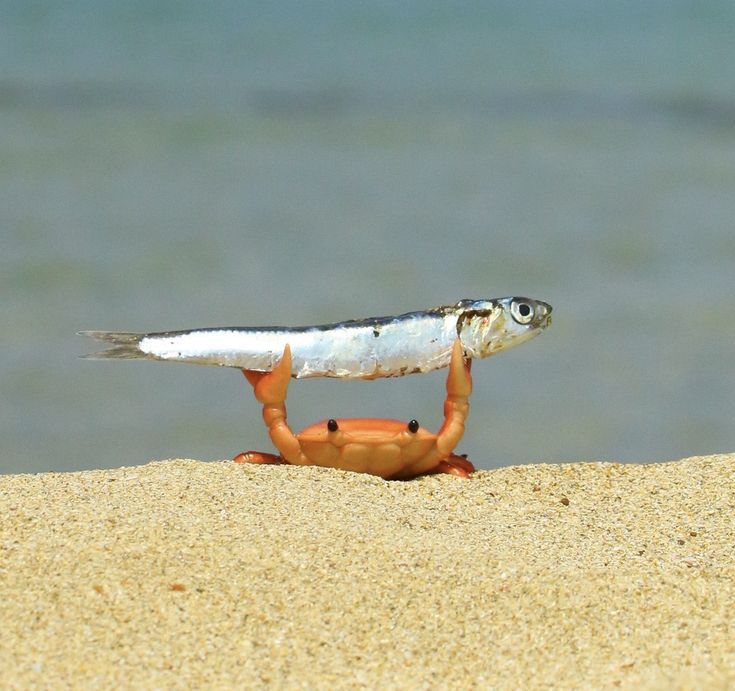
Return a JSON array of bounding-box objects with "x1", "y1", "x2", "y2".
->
[{"x1": 234, "y1": 339, "x2": 475, "y2": 479}]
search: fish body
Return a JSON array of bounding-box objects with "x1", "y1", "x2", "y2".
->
[{"x1": 81, "y1": 297, "x2": 552, "y2": 379}]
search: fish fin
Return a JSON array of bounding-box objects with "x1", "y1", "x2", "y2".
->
[{"x1": 78, "y1": 331, "x2": 147, "y2": 360}]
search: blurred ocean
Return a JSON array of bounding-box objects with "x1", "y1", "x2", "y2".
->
[{"x1": 2, "y1": 1, "x2": 734, "y2": 473}]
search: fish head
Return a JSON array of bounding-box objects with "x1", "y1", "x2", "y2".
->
[{"x1": 456, "y1": 297, "x2": 552, "y2": 358}]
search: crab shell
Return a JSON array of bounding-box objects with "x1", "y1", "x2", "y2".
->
[{"x1": 295, "y1": 418, "x2": 440, "y2": 478}]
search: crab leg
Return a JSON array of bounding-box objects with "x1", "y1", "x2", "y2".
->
[
  {"x1": 233, "y1": 450, "x2": 285, "y2": 465},
  {"x1": 237, "y1": 344, "x2": 309, "y2": 466},
  {"x1": 431, "y1": 454, "x2": 476, "y2": 478}
]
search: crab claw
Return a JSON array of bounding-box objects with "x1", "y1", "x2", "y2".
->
[
  {"x1": 242, "y1": 369, "x2": 266, "y2": 387},
  {"x1": 436, "y1": 339, "x2": 472, "y2": 459},
  {"x1": 249, "y1": 344, "x2": 292, "y2": 406},
  {"x1": 446, "y1": 338, "x2": 472, "y2": 399}
]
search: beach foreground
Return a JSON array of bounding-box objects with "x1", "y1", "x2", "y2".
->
[{"x1": 1, "y1": 454, "x2": 734, "y2": 689}]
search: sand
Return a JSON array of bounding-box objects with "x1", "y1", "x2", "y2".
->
[{"x1": 1, "y1": 454, "x2": 734, "y2": 689}]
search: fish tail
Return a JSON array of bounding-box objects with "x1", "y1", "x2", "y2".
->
[{"x1": 78, "y1": 331, "x2": 150, "y2": 360}]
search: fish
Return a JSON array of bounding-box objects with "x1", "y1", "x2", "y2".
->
[{"x1": 80, "y1": 297, "x2": 552, "y2": 380}]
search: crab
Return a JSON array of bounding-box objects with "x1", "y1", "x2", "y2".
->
[{"x1": 233, "y1": 338, "x2": 475, "y2": 479}]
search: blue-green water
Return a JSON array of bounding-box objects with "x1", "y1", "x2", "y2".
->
[{"x1": 3, "y1": 1, "x2": 734, "y2": 473}]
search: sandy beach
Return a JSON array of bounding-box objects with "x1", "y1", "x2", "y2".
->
[{"x1": 1, "y1": 453, "x2": 733, "y2": 689}]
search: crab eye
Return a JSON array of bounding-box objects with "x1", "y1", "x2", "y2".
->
[
  {"x1": 510, "y1": 300, "x2": 534, "y2": 325},
  {"x1": 407, "y1": 419, "x2": 419, "y2": 433},
  {"x1": 327, "y1": 419, "x2": 339, "y2": 432}
]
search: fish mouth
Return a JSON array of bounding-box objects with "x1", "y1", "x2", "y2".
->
[{"x1": 533, "y1": 300, "x2": 553, "y2": 329}]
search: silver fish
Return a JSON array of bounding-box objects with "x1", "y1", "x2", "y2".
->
[{"x1": 80, "y1": 297, "x2": 552, "y2": 379}]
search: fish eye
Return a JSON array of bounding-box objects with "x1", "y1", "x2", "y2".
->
[{"x1": 510, "y1": 300, "x2": 534, "y2": 325}]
